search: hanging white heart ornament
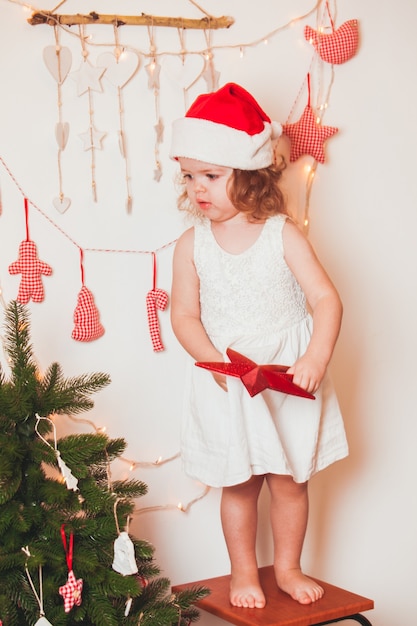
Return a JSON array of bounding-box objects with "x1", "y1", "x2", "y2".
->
[
  {"x1": 162, "y1": 55, "x2": 205, "y2": 90},
  {"x1": 43, "y1": 46, "x2": 72, "y2": 84},
  {"x1": 53, "y1": 197, "x2": 71, "y2": 213},
  {"x1": 97, "y1": 51, "x2": 140, "y2": 88}
]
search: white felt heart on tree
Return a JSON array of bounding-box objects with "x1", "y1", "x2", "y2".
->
[
  {"x1": 97, "y1": 51, "x2": 140, "y2": 88},
  {"x1": 53, "y1": 197, "x2": 71, "y2": 213},
  {"x1": 55, "y1": 122, "x2": 70, "y2": 150},
  {"x1": 162, "y1": 55, "x2": 204, "y2": 90},
  {"x1": 43, "y1": 46, "x2": 72, "y2": 84}
]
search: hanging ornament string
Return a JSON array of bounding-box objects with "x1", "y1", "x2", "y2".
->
[
  {"x1": 42, "y1": 24, "x2": 72, "y2": 213},
  {"x1": 97, "y1": 23, "x2": 140, "y2": 212},
  {"x1": 202, "y1": 27, "x2": 220, "y2": 92},
  {"x1": 72, "y1": 24, "x2": 106, "y2": 202},
  {"x1": 146, "y1": 252, "x2": 168, "y2": 353},
  {"x1": 146, "y1": 22, "x2": 164, "y2": 183},
  {"x1": 21, "y1": 547, "x2": 51, "y2": 623},
  {"x1": 24, "y1": 197, "x2": 30, "y2": 241},
  {"x1": 35, "y1": 413, "x2": 79, "y2": 491},
  {"x1": 61, "y1": 525, "x2": 74, "y2": 571}
]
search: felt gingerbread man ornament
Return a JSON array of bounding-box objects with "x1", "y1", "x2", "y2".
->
[{"x1": 8, "y1": 199, "x2": 52, "y2": 303}]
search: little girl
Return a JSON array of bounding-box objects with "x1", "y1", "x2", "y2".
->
[{"x1": 169, "y1": 83, "x2": 348, "y2": 609}]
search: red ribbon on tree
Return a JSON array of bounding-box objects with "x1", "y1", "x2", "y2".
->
[{"x1": 146, "y1": 252, "x2": 168, "y2": 352}]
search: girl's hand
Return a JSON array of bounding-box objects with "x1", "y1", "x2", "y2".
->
[
  {"x1": 287, "y1": 355, "x2": 327, "y2": 395},
  {"x1": 212, "y1": 371, "x2": 228, "y2": 392}
]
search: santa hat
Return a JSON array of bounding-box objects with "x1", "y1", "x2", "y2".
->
[{"x1": 170, "y1": 83, "x2": 282, "y2": 170}]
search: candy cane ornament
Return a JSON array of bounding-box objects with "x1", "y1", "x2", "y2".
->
[{"x1": 146, "y1": 252, "x2": 168, "y2": 352}]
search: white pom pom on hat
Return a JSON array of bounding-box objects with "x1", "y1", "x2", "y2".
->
[{"x1": 170, "y1": 83, "x2": 282, "y2": 170}]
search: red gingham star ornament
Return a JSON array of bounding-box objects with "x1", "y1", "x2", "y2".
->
[
  {"x1": 59, "y1": 570, "x2": 83, "y2": 613},
  {"x1": 282, "y1": 75, "x2": 338, "y2": 163},
  {"x1": 59, "y1": 526, "x2": 83, "y2": 613}
]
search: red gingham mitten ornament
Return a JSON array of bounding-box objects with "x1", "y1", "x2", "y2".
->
[
  {"x1": 282, "y1": 74, "x2": 338, "y2": 163},
  {"x1": 146, "y1": 252, "x2": 168, "y2": 352},
  {"x1": 8, "y1": 199, "x2": 52, "y2": 303},
  {"x1": 59, "y1": 526, "x2": 83, "y2": 613},
  {"x1": 71, "y1": 250, "x2": 104, "y2": 342}
]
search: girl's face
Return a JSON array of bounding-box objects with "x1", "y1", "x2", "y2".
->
[{"x1": 178, "y1": 157, "x2": 239, "y2": 223}]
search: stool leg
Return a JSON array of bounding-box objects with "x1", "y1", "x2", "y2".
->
[{"x1": 316, "y1": 614, "x2": 373, "y2": 626}]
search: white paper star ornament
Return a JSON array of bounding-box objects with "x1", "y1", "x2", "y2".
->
[
  {"x1": 71, "y1": 60, "x2": 105, "y2": 96},
  {"x1": 79, "y1": 127, "x2": 106, "y2": 151}
]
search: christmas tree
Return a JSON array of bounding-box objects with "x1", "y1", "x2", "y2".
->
[{"x1": 0, "y1": 301, "x2": 208, "y2": 626}]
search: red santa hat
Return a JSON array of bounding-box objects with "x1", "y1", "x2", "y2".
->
[{"x1": 170, "y1": 83, "x2": 282, "y2": 170}]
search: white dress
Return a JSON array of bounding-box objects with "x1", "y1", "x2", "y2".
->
[{"x1": 180, "y1": 214, "x2": 348, "y2": 487}]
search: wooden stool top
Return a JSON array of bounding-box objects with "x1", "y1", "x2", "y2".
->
[{"x1": 172, "y1": 565, "x2": 374, "y2": 626}]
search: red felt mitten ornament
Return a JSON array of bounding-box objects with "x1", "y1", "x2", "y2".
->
[
  {"x1": 282, "y1": 75, "x2": 338, "y2": 163},
  {"x1": 71, "y1": 250, "x2": 104, "y2": 342},
  {"x1": 304, "y1": 19, "x2": 359, "y2": 65}
]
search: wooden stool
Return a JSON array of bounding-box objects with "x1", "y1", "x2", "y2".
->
[{"x1": 172, "y1": 565, "x2": 374, "y2": 626}]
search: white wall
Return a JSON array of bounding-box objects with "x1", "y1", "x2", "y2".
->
[{"x1": 1, "y1": 2, "x2": 416, "y2": 625}]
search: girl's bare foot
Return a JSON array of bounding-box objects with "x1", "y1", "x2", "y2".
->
[
  {"x1": 275, "y1": 568, "x2": 324, "y2": 604},
  {"x1": 230, "y1": 572, "x2": 266, "y2": 608}
]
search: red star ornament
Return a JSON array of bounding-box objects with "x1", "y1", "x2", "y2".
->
[
  {"x1": 282, "y1": 105, "x2": 338, "y2": 163},
  {"x1": 196, "y1": 348, "x2": 315, "y2": 399},
  {"x1": 59, "y1": 569, "x2": 83, "y2": 613}
]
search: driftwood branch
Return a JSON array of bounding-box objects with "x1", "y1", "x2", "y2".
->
[{"x1": 28, "y1": 11, "x2": 234, "y2": 30}]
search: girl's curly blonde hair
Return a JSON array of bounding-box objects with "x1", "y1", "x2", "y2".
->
[{"x1": 176, "y1": 157, "x2": 287, "y2": 222}]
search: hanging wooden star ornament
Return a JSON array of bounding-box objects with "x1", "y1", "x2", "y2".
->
[
  {"x1": 282, "y1": 75, "x2": 338, "y2": 163},
  {"x1": 70, "y1": 58, "x2": 105, "y2": 96},
  {"x1": 78, "y1": 126, "x2": 106, "y2": 151}
]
